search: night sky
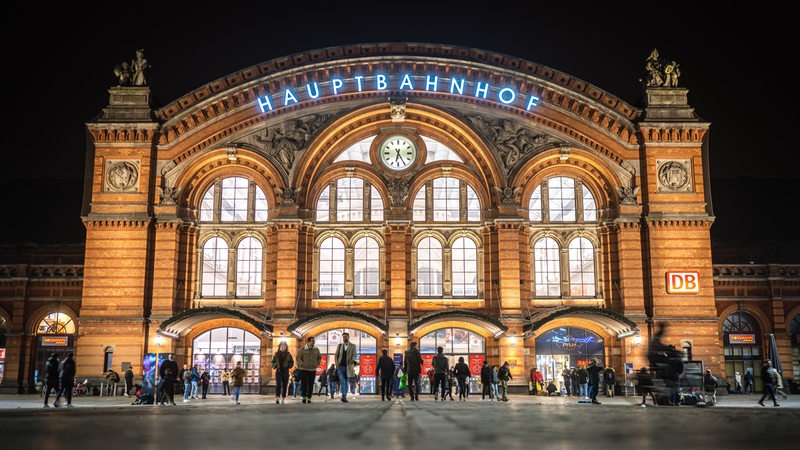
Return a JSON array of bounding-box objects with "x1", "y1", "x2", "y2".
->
[{"x1": 2, "y1": 3, "x2": 797, "y2": 256}]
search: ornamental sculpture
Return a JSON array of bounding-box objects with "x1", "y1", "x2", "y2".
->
[
  {"x1": 114, "y1": 49, "x2": 150, "y2": 86},
  {"x1": 643, "y1": 48, "x2": 681, "y2": 88}
]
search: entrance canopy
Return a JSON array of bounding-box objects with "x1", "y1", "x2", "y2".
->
[
  {"x1": 523, "y1": 306, "x2": 639, "y2": 339},
  {"x1": 158, "y1": 306, "x2": 272, "y2": 338}
]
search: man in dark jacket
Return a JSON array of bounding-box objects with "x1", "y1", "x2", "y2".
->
[
  {"x1": 453, "y1": 356, "x2": 471, "y2": 401},
  {"x1": 376, "y1": 348, "x2": 396, "y2": 401},
  {"x1": 431, "y1": 346, "x2": 449, "y2": 401},
  {"x1": 124, "y1": 367, "x2": 134, "y2": 398},
  {"x1": 498, "y1": 361, "x2": 512, "y2": 401},
  {"x1": 586, "y1": 358, "x2": 604, "y2": 404},
  {"x1": 480, "y1": 360, "x2": 494, "y2": 400},
  {"x1": 53, "y1": 352, "x2": 76, "y2": 407},
  {"x1": 403, "y1": 341, "x2": 423, "y2": 401},
  {"x1": 159, "y1": 355, "x2": 179, "y2": 405},
  {"x1": 43, "y1": 353, "x2": 60, "y2": 407}
]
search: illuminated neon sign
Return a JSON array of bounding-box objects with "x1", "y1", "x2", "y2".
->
[
  {"x1": 256, "y1": 73, "x2": 540, "y2": 114},
  {"x1": 728, "y1": 334, "x2": 755, "y2": 344}
]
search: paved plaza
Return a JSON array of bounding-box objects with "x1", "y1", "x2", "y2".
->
[{"x1": 0, "y1": 392, "x2": 797, "y2": 450}]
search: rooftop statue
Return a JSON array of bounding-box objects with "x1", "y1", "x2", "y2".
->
[
  {"x1": 642, "y1": 48, "x2": 680, "y2": 88},
  {"x1": 114, "y1": 49, "x2": 150, "y2": 86}
]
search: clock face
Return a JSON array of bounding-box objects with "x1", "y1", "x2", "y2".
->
[{"x1": 379, "y1": 135, "x2": 417, "y2": 170}]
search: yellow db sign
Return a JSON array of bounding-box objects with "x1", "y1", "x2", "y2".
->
[{"x1": 666, "y1": 271, "x2": 700, "y2": 294}]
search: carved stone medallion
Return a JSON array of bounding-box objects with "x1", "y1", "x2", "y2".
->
[
  {"x1": 104, "y1": 160, "x2": 140, "y2": 192},
  {"x1": 656, "y1": 159, "x2": 691, "y2": 192}
]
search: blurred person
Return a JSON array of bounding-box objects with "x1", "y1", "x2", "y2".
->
[
  {"x1": 220, "y1": 367, "x2": 231, "y2": 396},
  {"x1": 603, "y1": 366, "x2": 616, "y2": 397},
  {"x1": 53, "y1": 352, "x2": 76, "y2": 408},
  {"x1": 159, "y1": 355, "x2": 179, "y2": 405},
  {"x1": 190, "y1": 364, "x2": 200, "y2": 399},
  {"x1": 758, "y1": 360, "x2": 779, "y2": 407},
  {"x1": 432, "y1": 346, "x2": 449, "y2": 402},
  {"x1": 744, "y1": 368, "x2": 754, "y2": 394},
  {"x1": 230, "y1": 361, "x2": 246, "y2": 404},
  {"x1": 200, "y1": 368, "x2": 211, "y2": 399},
  {"x1": 403, "y1": 341, "x2": 423, "y2": 401},
  {"x1": 43, "y1": 353, "x2": 60, "y2": 407},
  {"x1": 578, "y1": 365, "x2": 589, "y2": 399},
  {"x1": 562, "y1": 367, "x2": 572, "y2": 396},
  {"x1": 733, "y1": 371, "x2": 743, "y2": 394},
  {"x1": 376, "y1": 348, "x2": 395, "y2": 401},
  {"x1": 492, "y1": 365, "x2": 500, "y2": 400},
  {"x1": 296, "y1": 336, "x2": 321, "y2": 404},
  {"x1": 326, "y1": 364, "x2": 338, "y2": 398},
  {"x1": 292, "y1": 368, "x2": 302, "y2": 399},
  {"x1": 498, "y1": 361, "x2": 512, "y2": 402},
  {"x1": 124, "y1": 366, "x2": 134, "y2": 398},
  {"x1": 586, "y1": 358, "x2": 603, "y2": 404},
  {"x1": 182, "y1": 364, "x2": 193, "y2": 402},
  {"x1": 480, "y1": 360, "x2": 493, "y2": 400},
  {"x1": 271, "y1": 341, "x2": 294, "y2": 404},
  {"x1": 335, "y1": 331, "x2": 357, "y2": 403},
  {"x1": 703, "y1": 368, "x2": 719, "y2": 405},
  {"x1": 637, "y1": 367, "x2": 657, "y2": 407},
  {"x1": 454, "y1": 356, "x2": 471, "y2": 401},
  {"x1": 774, "y1": 369, "x2": 788, "y2": 400}
]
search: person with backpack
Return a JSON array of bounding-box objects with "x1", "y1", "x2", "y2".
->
[
  {"x1": 43, "y1": 353, "x2": 60, "y2": 407},
  {"x1": 453, "y1": 356, "x2": 471, "y2": 401},
  {"x1": 498, "y1": 361, "x2": 512, "y2": 402},
  {"x1": 53, "y1": 352, "x2": 76, "y2": 407},
  {"x1": 105, "y1": 369, "x2": 120, "y2": 395},
  {"x1": 190, "y1": 364, "x2": 201, "y2": 399},
  {"x1": 703, "y1": 368, "x2": 719, "y2": 405},
  {"x1": 182, "y1": 364, "x2": 193, "y2": 402}
]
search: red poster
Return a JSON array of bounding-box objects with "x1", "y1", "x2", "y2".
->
[
  {"x1": 316, "y1": 354, "x2": 327, "y2": 376},
  {"x1": 421, "y1": 354, "x2": 434, "y2": 376},
  {"x1": 360, "y1": 354, "x2": 376, "y2": 376},
  {"x1": 469, "y1": 354, "x2": 484, "y2": 376}
]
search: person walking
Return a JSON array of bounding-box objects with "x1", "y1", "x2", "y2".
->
[
  {"x1": 492, "y1": 365, "x2": 500, "y2": 400},
  {"x1": 53, "y1": 351, "x2": 76, "y2": 408},
  {"x1": 431, "y1": 346, "x2": 449, "y2": 402},
  {"x1": 124, "y1": 366, "x2": 134, "y2": 398},
  {"x1": 603, "y1": 366, "x2": 616, "y2": 397},
  {"x1": 636, "y1": 367, "x2": 656, "y2": 407},
  {"x1": 733, "y1": 371, "x2": 743, "y2": 394},
  {"x1": 480, "y1": 360, "x2": 493, "y2": 400},
  {"x1": 376, "y1": 348, "x2": 395, "y2": 401},
  {"x1": 296, "y1": 336, "x2": 321, "y2": 404},
  {"x1": 190, "y1": 364, "x2": 200, "y2": 399},
  {"x1": 578, "y1": 365, "x2": 589, "y2": 399},
  {"x1": 334, "y1": 331, "x2": 357, "y2": 403},
  {"x1": 43, "y1": 353, "x2": 60, "y2": 407},
  {"x1": 159, "y1": 355, "x2": 179, "y2": 405},
  {"x1": 221, "y1": 367, "x2": 231, "y2": 396},
  {"x1": 326, "y1": 364, "x2": 338, "y2": 399},
  {"x1": 703, "y1": 368, "x2": 719, "y2": 405},
  {"x1": 200, "y1": 368, "x2": 211, "y2": 399},
  {"x1": 774, "y1": 369, "x2": 788, "y2": 400},
  {"x1": 454, "y1": 356, "x2": 470, "y2": 401},
  {"x1": 586, "y1": 358, "x2": 603, "y2": 404},
  {"x1": 758, "y1": 360, "x2": 780, "y2": 407},
  {"x1": 743, "y1": 368, "x2": 754, "y2": 394},
  {"x1": 403, "y1": 341, "x2": 423, "y2": 401},
  {"x1": 230, "y1": 361, "x2": 246, "y2": 404},
  {"x1": 497, "y1": 361, "x2": 512, "y2": 402},
  {"x1": 292, "y1": 368, "x2": 302, "y2": 399},
  {"x1": 271, "y1": 340, "x2": 294, "y2": 404},
  {"x1": 317, "y1": 366, "x2": 328, "y2": 397},
  {"x1": 562, "y1": 367, "x2": 572, "y2": 397}
]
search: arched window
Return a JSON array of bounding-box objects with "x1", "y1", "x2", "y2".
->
[
  {"x1": 37, "y1": 312, "x2": 76, "y2": 334},
  {"x1": 568, "y1": 237, "x2": 595, "y2": 296},
  {"x1": 723, "y1": 312, "x2": 762, "y2": 391},
  {"x1": 199, "y1": 177, "x2": 268, "y2": 223},
  {"x1": 412, "y1": 177, "x2": 480, "y2": 223},
  {"x1": 354, "y1": 237, "x2": 380, "y2": 296},
  {"x1": 316, "y1": 178, "x2": 384, "y2": 222},
  {"x1": 534, "y1": 237, "x2": 561, "y2": 296},
  {"x1": 417, "y1": 237, "x2": 443, "y2": 296},
  {"x1": 451, "y1": 237, "x2": 477, "y2": 296},
  {"x1": 202, "y1": 237, "x2": 228, "y2": 296},
  {"x1": 236, "y1": 237, "x2": 263, "y2": 297},
  {"x1": 527, "y1": 176, "x2": 597, "y2": 223},
  {"x1": 319, "y1": 237, "x2": 345, "y2": 296}
]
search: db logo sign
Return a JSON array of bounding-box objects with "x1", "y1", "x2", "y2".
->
[{"x1": 666, "y1": 271, "x2": 700, "y2": 294}]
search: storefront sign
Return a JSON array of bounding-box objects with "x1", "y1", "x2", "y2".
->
[
  {"x1": 469, "y1": 354, "x2": 485, "y2": 376},
  {"x1": 42, "y1": 336, "x2": 68, "y2": 346},
  {"x1": 728, "y1": 334, "x2": 756, "y2": 344},
  {"x1": 257, "y1": 73, "x2": 540, "y2": 114},
  {"x1": 360, "y1": 354, "x2": 376, "y2": 377},
  {"x1": 665, "y1": 271, "x2": 700, "y2": 294},
  {"x1": 317, "y1": 355, "x2": 327, "y2": 376}
]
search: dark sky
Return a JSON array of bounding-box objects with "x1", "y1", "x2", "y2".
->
[{"x1": 2, "y1": 3, "x2": 798, "y2": 253}]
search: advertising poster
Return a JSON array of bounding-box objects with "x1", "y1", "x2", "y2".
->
[
  {"x1": 421, "y1": 354, "x2": 434, "y2": 376},
  {"x1": 360, "y1": 354, "x2": 376, "y2": 377},
  {"x1": 317, "y1": 355, "x2": 327, "y2": 376},
  {"x1": 469, "y1": 354, "x2": 484, "y2": 376}
]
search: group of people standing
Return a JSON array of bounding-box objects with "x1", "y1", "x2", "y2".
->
[{"x1": 42, "y1": 352, "x2": 76, "y2": 408}]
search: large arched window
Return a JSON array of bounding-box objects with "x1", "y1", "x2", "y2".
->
[
  {"x1": 236, "y1": 237, "x2": 263, "y2": 297},
  {"x1": 319, "y1": 237, "x2": 345, "y2": 296},
  {"x1": 316, "y1": 177, "x2": 384, "y2": 222},
  {"x1": 451, "y1": 237, "x2": 477, "y2": 296},
  {"x1": 412, "y1": 177, "x2": 480, "y2": 223},
  {"x1": 37, "y1": 312, "x2": 76, "y2": 334},
  {"x1": 199, "y1": 177, "x2": 268, "y2": 222},
  {"x1": 202, "y1": 237, "x2": 228, "y2": 296},
  {"x1": 528, "y1": 176, "x2": 597, "y2": 223},
  {"x1": 534, "y1": 237, "x2": 561, "y2": 296},
  {"x1": 568, "y1": 237, "x2": 596, "y2": 296},
  {"x1": 354, "y1": 237, "x2": 380, "y2": 296},
  {"x1": 417, "y1": 237, "x2": 443, "y2": 296}
]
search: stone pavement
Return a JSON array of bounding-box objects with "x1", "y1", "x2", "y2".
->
[{"x1": 0, "y1": 392, "x2": 797, "y2": 450}]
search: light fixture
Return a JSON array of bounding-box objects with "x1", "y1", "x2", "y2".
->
[
  {"x1": 633, "y1": 335, "x2": 642, "y2": 347},
  {"x1": 509, "y1": 336, "x2": 517, "y2": 346}
]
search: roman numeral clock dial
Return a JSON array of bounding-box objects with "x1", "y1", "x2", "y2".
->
[{"x1": 379, "y1": 135, "x2": 417, "y2": 171}]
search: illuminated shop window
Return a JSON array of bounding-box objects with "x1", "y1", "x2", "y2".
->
[
  {"x1": 315, "y1": 177, "x2": 384, "y2": 222},
  {"x1": 315, "y1": 328, "x2": 379, "y2": 394},
  {"x1": 418, "y1": 328, "x2": 485, "y2": 393},
  {"x1": 192, "y1": 327, "x2": 261, "y2": 394}
]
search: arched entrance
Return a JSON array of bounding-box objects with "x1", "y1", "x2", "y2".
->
[
  {"x1": 192, "y1": 327, "x2": 262, "y2": 394},
  {"x1": 314, "y1": 328, "x2": 378, "y2": 394},
  {"x1": 534, "y1": 326, "x2": 605, "y2": 391},
  {"x1": 418, "y1": 327, "x2": 486, "y2": 394},
  {"x1": 33, "y1": 311, "x2": 77, "y2": 391},
  {"x1": 722, "y1": 311, "x2": 762, "y2": 391}
]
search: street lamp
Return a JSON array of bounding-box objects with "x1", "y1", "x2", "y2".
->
[{"x1": 153, "y1": 335, "x2": 162, "y2": 407}]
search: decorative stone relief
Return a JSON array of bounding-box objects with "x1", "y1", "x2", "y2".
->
[
  {"x1": 275, "y1": 186, "x2": 299, "y2": 205},
  {"x1": 388, "y1": 96, "x2": 408, "y2": 123},
  {"x1": 465, "y1": 114, "x2": 553, "y2": 170},
  {"x1": 388, "y1": 178, "x2": 409, "y2": 207},
  {"x1": 618, "y1": 186, "x2": 640, "y2": 204},
  {"x1": 159, "y1": 186, "x2": 181, "y2": 204},
  {"x1": 236, "y1": 114, "x2": 331, "y2": 171},
  {"x1": 656, "y1": 159, "x2": 692, "y2": 192},
  {"x1": 104, "y1": 160, "x2": 140, "y2": 192},
  {"x1": 495, "y1": 186, "x2": 521, "y2": 205}
]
